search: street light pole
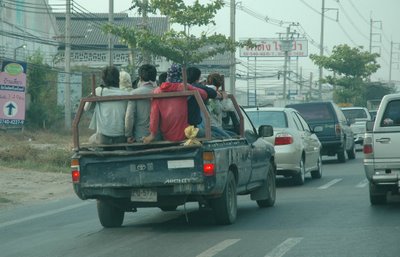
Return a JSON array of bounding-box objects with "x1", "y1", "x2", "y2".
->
[{"x1": 14, "y1": 44, "x2": 26, "y2": 60}]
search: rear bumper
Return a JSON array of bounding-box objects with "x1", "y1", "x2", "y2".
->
[
  {"x1": 73, "y1": 175, "x2": 222, "y2": 201},
  {"x1": 364, "y1": 159, "x2": 400, "y2": 186},
  {"x1": 320, "y1": 141, "x2": 344, "y2": 156}
]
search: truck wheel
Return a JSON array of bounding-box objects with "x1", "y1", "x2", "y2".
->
[
  {"x1": 337, "y1": 148, "x2": 346, "y2": 163},
  {"x1": 347, "y1": 144, "x2": 356, "y2": 159},
  {"x1": 311, "y1": 155, "x2": 322, "y2": 179},
  {"x1": 257, "y1": 162, "x2": 276, "y2": 208},
  {"x1": 293, "y1": 158, "x2": 305, "y2": 185},
  {"x1": 211, "y1": 171, "x2": 237, "y2": 225},
  {"x1": 97, "y1": 199, "x2": 125, "y2": 228},
  {"x1": 369, "y1": 182, "x2": 387, "y2": 205},
  {"x1": 159, "y1": 206, "x2": 178, "y2": 211}
]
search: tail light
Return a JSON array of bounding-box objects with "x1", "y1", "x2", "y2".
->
[
  {"x1": 275, "y1": 133, "x2": 293, "y2": 145},
  {"x1": 363, "y1": 143, "x2": 373, "y2": 154},
  {"x1": 203, "y1": 151, "x2": 215, "y2": 176},
  {"x1": 71, "y1": 159, "x2": 80, "y2": 183},
  {"x1": 335, "y1": 123, "x2": 342, "y2": 135}
]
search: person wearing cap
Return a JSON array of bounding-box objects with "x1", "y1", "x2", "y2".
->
[
  {"x1": 143, "y1": 64, "x2": 208, "y2": 143},
  {"x1": 125, "y1": 64, "x2": 158, "y2": 143}
]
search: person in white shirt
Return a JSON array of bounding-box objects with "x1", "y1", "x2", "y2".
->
[{"x1": 85, "y1": 66, "x2": 129, "y2": 144}]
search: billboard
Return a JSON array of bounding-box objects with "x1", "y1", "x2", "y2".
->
[
  {"x1": 239, "y1": 38, "x2": 308, "y2": 57},
  {"x1": 0, "y1": 61, "x2": 27, "y2": 126}
]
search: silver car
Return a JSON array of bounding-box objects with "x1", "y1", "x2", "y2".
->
[
  {"x1": 341, "y1": 107, "x2": 372, "y2": 150},
  {"x1": 245, "y1": 107, "x2": 322, "y2": 185}
]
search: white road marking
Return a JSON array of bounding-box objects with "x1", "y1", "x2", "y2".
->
[
  {"x1": 318, "y1": 178, "x2": 343, "y2": 189},
  {"x1": 356, "y1": 178, "x2": 369, "y2": 188},
  {"x1": 196, "y1": 239, "x2": 241, "y2": 257},
  {"x1": 265, "y1": 237, "x2": 303, "y2": 257},
  {"x1": 0, "y1": 201, "x2": 90, "y2": 229}
]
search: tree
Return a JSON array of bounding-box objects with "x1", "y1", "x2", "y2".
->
[
  {"x1": 104, "y1": 0, "x2": 251, "y2": 86},
  {"x1": 26, "y1": 51, "x2": 62, "y2": 129},
  {"x1": 310, "y1": 44, "x2": 381, "y2": 105}
]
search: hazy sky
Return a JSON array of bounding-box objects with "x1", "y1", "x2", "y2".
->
[{"x1": 51, "y1": 0, "x2": 400, "y2": 82}]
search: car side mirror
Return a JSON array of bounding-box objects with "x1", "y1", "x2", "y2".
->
[
  {"x1": 258, "y1": 125, "x2": 273, "y2": 137},
  {"x1": 366, "y1": 121, "x2": 374, "y2": 132}
]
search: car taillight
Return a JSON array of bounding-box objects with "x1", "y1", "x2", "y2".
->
[
  {"x1": 335, "y1": 123, "x2": 342, "y2": 135},
  {"x1": 275, "y1": 133, "x2": 293, "y2": 145},
  {"x1": 71, "y1": 159, "x2": 80, "y2": 183},
  {"x1": 203, "y1": 151, "x2": 215, "y2": 176},
  {"x1": 363, "y1": 144, "x2": 373, "y2": 154}
]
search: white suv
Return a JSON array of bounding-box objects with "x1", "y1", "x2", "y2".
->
[{"x1": 341, "y1": 107, "x2": 372, "y2": 149}]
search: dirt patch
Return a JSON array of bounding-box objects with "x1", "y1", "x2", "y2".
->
[{"x1": 0, "y1": 166, "x2": 74, "y2": 210}]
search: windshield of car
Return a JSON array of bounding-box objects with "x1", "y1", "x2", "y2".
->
[
  {"x1": 246, "y1": 110, "x2": 288, "y2": 128},
  {"x1": 342, "y1": 109, "x2": 368, "y2": 120},
  {"x1": 287, "y1": 104, "x2": 334, "y2": 122}
]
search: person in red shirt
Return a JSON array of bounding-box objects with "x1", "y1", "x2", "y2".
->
[{"x1": 143, "y1": 64, "x2": 208, "y2": 143}]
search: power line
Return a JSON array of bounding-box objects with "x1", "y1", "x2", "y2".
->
[{"x1": 336, "y1": 0, "x2": 369, "y2": 41}]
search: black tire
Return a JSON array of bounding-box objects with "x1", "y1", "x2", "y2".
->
[
  {"x1": 211, "y1": 171, "x2": 237, "y2": 225},
  {"x1": 159, "y1": 206, "x2": 178, "y2": 211},
  {"x1": 369, "y1": 182, "x2": 387, "y2": 205},
  {"x1": 257, "y1": 162, "x2": 276, "y2": 208},
  {"x1": 347, "y1": 143, "x2": 356, "y2": 160},
  {"x1": 97, "y1": 199, "x2": 125, "y2": 228},
  {"x1": 311, "y1": 155, "x2": 322, "y2": 179},
  {"x1": 337, "y1": 148, "x2": 346, "y2": 163},
  {"x1": 293, "y1": 158, "x2": 305, "y2": 185}
]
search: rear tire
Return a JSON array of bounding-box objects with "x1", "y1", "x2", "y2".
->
[
  {"x1": 369, "y1": 182, "x2": 387, "y2": 205},
  {"x1": 293, "y1": 158, "x2": 305, "y2": 185},
  {"x1": 256, "y1": 162, "x2": 276, "y2": 208},
  {"x1": 97, "y1": 199, "x2": 125, "y2": 228},
  {"x1": 211, "y1": 171, "x2": 237, "y2": 225},
  {"x1": 311, "y1": 155, "x2": 322, "y2": 179}
]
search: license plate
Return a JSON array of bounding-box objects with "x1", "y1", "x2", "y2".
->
[{"x1": 131, "y1": 189, "x2": 157, "y2": 202}]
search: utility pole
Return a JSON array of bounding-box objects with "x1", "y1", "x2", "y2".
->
[
  {"x1": 229, "y1": 0, "x2": 236, "y2": 95},
  {"x1": 389, "y1": 41, "x2": 393, "y2": 83},
  {"x1": 319, "y1": 0, "x2": 325, "y2": 101},
  {"x1": 108, "y1": 0, "x2": 114, "y2": 66},
  {"x1": 319, "y1": 0, "x2": 338, "y2": 100},
  {"x1": 389, "y1": 41, "x2": 400, "y2": 83},
  {"x1": 64, "y1": 0, "x2": 72, "y2": 130},
  {"x1": 369, "y1": 18, "x2": 382, "y2": 54},
  {"x1": 279, "y1": 24, "x2": 298, "y2": 105},
  {"x1": 282, "y1": 26, "x2": 290, "y2": 104},
  {"x1": 142, "y1": 0, "x2": 151, "y2": 64}
]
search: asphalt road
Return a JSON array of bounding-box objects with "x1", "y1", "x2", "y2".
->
[{"x1": 1, "y1": 151, "x2": 399, "y2": 257}]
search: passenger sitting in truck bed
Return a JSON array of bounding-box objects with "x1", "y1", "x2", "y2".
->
[
  {"x1": 85, "y1": 65, "x2": 129, "y2": 145},
  {"x1": 205, "y1": 72, "x2": 235, "y2": 138},
  {"x1": 187, "y1": 66, "x2": 218, "y2": 127},
  {"x1": 125, "y1": 64, "x2": 158, "y2": 143},
  {"x1": 119, "y1": 70, "x2": 133, "y2": 92},
  {"x1": 142, "y1": 64, "x2": 208, "y2": 143}
]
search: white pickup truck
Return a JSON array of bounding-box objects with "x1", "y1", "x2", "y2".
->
[{"x1": 363, "y1": 93, "x2": 400, "y2": 205}]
